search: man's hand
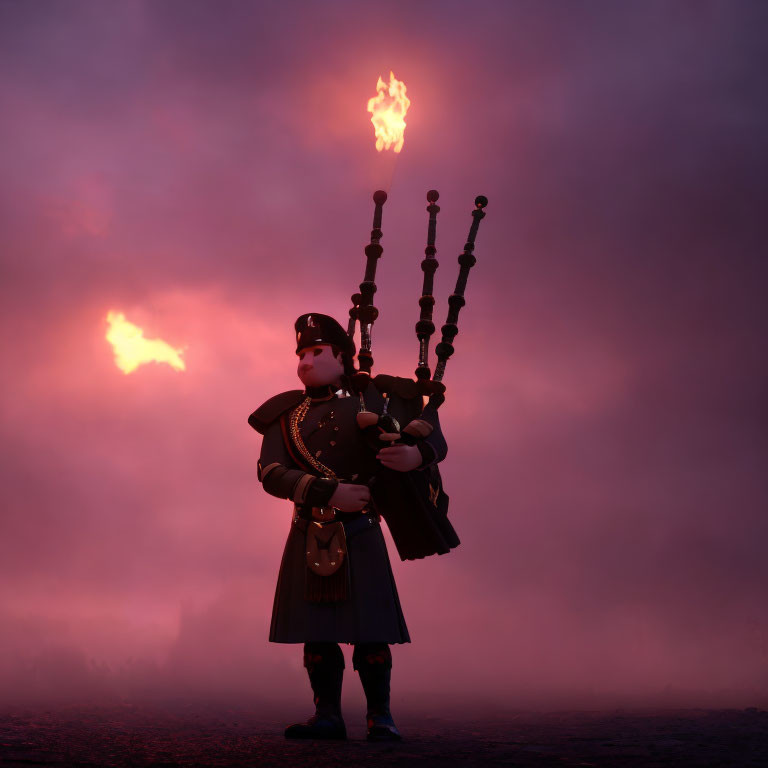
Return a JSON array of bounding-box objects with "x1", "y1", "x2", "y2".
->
[
  {"x1": 377, "y1": 444, "x2": 422, "y2": 472},
  {"x1": 329, "y1": 482, "x2": 371, "y2": 512}
]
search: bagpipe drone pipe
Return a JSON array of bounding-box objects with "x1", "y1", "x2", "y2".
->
[{"x1": 346, "y1": 190, "x2": 488, "y2": 561}]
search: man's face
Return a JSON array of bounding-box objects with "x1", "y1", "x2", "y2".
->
[{"x1": 297, "y1": 344, "x2": 344, "y2": 388}]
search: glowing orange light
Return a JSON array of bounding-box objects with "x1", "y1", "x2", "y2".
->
[
  {"x1": 367, "y1": 71, "x2": 410, "y2": 153},
  {"x1": 105, "y1": 311, "x2": 186, "y2": 374}
]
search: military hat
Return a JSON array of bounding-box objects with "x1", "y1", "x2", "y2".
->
[{"x1": 294, "y1": 313, "x2": 356, "y2": 358}]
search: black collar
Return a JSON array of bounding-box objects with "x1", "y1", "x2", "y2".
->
[{"x1": 304, "y1": 384, "x2": 337, "y2": 401}]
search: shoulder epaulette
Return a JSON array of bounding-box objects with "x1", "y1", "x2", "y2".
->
[{"x1": 247, "y1": 390, "x2": 305, "y2": 434}]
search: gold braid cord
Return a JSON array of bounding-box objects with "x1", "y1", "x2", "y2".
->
[{"x1": 289, "y1": 397, "x2": 338, "y2": 479}]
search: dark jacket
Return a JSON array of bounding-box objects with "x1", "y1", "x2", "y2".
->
[{"x1": 249, "y1": 381, "x2": 449, "y2": 643}]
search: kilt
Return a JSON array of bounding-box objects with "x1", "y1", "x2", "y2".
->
[{"x1": 268, "y1": 510, "x2": 411, "y2": 644}]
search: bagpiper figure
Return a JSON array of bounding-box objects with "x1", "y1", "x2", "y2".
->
[
  {"x1": 247, "y1": 191, "x2": 486, "y2": 741},
  {"x1": 248, "y1": 313, "x2": 447, "y2": 741}
]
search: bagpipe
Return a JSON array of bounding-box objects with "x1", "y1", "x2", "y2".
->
[{"x1": 346, "y1": 190, "x2": 488, "y2": 560}]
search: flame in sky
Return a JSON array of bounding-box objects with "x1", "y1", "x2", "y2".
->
[
  {"x1": 367, "y1": 71, "x2": 410, "y2": 153},
  {"x1": 105, "y1": 311, "x2": 186, "y2": 374}
]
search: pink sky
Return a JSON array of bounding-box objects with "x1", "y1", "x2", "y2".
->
[{"x1": 1, "y1": 1, "x2": 767, "y2": 711}]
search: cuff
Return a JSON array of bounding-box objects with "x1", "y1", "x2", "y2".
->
[
  {"x1": 304, "y1": 477, "x2": 339, "y2": 507},
  {"x1": 416, "y1": 440, "x2": 437, "y2": 469}
]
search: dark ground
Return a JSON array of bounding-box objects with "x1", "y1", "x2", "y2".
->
[{"x1": 1, "y1": 704, "x2": 766, "y2": 767}]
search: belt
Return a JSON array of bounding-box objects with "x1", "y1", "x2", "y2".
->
[
  {"x1": 293, "y1": 505, "x2": 380, "y2": 539},
  {"x1": 294, "y1": 504, "x2": 379, "y2": 523}
]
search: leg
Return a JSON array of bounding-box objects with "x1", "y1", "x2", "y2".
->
[
  {"x1": 352, "y1": 642, "x2": 402, "y2": 741},
  {"x1": 284, "y1": 642, "x2": 346, "y2": 739}
]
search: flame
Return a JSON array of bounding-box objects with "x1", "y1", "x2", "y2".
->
[
  {"x1": 367, "y1": 71, "x2": 410, "y2": 153},
  {"x1": 105, "y1": 311, "x2": 186, "y2": 374}
]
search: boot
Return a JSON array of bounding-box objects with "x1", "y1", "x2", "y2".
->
[
  {"x1": 353, "y1": 643, "x2": 402, "y2": 742},
  {"x1": 284, "y1": 642, "x2": 347, "y2": 739}
]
